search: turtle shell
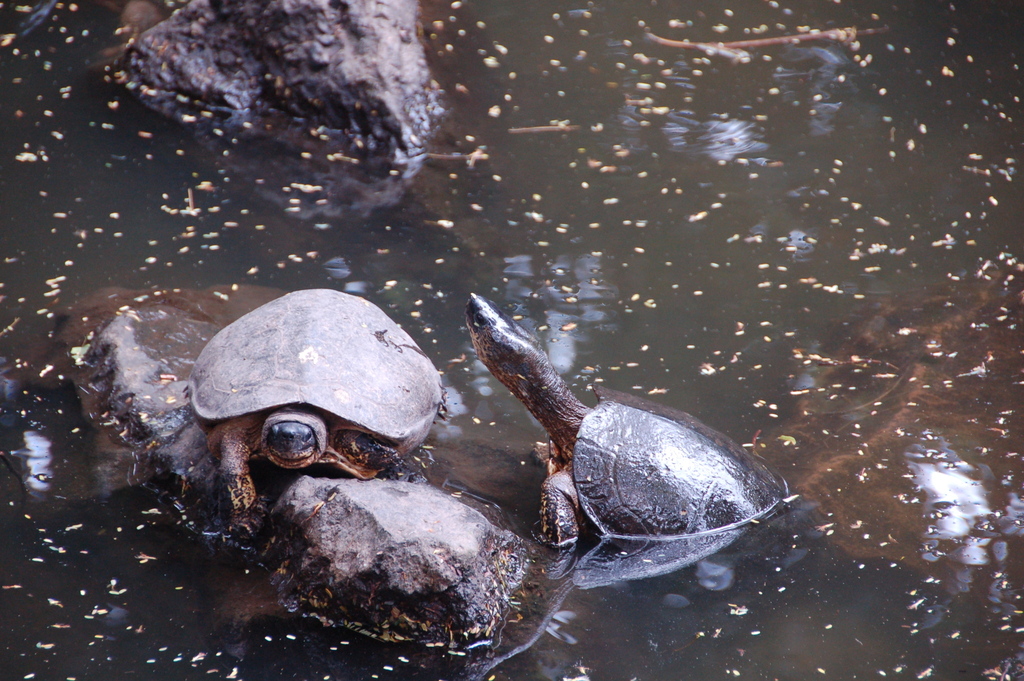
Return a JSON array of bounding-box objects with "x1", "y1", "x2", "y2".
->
[
  {"x1": 573, "y1": 386, "x2": 787, "y2": 538},
  {"x1": 188, "y1": 289, "x2": 442, "y2": 454}
]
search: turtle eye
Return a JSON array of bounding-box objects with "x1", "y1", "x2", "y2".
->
[{"x1": 266, "y1": 421, "x2": 317, "y2": 459}]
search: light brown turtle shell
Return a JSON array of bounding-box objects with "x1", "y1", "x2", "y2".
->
[{"x1": 189, "y1": 289, "x2": 441, "y2": 454}]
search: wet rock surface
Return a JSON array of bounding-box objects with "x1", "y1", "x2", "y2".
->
[
  {"x1": 269, "y1": 476, "x2": 526, "y2": 644},
  {"x1": 118, "y1": 0, "x2": 440, "y2": 167},
  {"x1": 35, "y1": 286, "x2": 526, "y2": 645}
]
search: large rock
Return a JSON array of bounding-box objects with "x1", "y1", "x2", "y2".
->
[
  {"x1": 117, "y1": 0, "x2": 441, "y2": 166},
  {"x1": 269, "y1": 477, "x2": 525, "y2": 644}
]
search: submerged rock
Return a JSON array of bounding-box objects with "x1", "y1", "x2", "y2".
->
[
  {"x1": 33, "y1": 286, "x2": 277, "y2": 498},
  {"x1": 760, "y1": 261, "x2": 1024, "y2": 570}
]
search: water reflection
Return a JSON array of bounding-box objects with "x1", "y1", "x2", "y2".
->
[
  {"x1": 904, "y1": 437, "x2": 992, "y2": 565},
  {"x1": 322, "y1": 256, "x2": 351, "y2": 279},
  {"x1": 475, "y1": 523, "x2": 779, "y2": 680},
  {"x1": 485, "y1": 253, "x2": 619, "y2": 379},
  {"x1": 544, "y1": 610, "x2": 578, "y2": 645},
  {"x1": 566, "y1": 530, "x2": 746, "y2": 590},
  {"x1": 663, "y1": 115, "x2": 769, "y2": 162},
  {"x1": 998, "y1": 493, "x2": 1024, "y2": 537},
  {"x1": 0, "y1": 358, "x2": 19, "y2": 407},
  {"x1": 15, "y1": 0, "x2": 58, "y2": 36},
  {"x1": 695, "y1": 558, "x2": 735, "y2": 591},
  {"x1": 773, "y1": 44, "x2": 860, "y2": 137},
  {"x1": 12, "y1": 430, "x2": 53, "y2": 497},
  {"x1": 781, "y1": 227, "x2": 817, "y2": 261}
]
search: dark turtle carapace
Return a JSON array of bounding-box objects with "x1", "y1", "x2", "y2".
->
[
  {"x1": 466, "y1": 294, "x2": 787, "y2": 546},
  {"x1": 189, "y1": 289, "x2": 442, "y2": 533}
]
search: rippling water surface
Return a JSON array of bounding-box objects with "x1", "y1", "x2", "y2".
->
[{"x1": 2, "y1": 0, "x2": 1023, "y2": 678}]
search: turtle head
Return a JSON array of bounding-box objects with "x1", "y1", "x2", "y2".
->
[
  {"x1": 466, "y1": 293, "x2": 548, "y2": 372},
  {"x1": 261, "y1": 408, "x2": 328, "y2": 468},
  {"x1": 466, "y1": 294, "x2": 589, "y2": 460}
]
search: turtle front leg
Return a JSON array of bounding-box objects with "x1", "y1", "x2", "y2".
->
[
  {"x1": 208, "y1": 419, "x2": 264, "y2": 537},
  {"x1": 328, "y1": 431, "x2": 406, "y2": 479},
  {"x1": 540, "y1": 469, "x2": 580, "y2": 547}
]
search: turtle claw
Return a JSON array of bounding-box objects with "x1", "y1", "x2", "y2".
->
[
  {"x1": 226, "y1": 508, "x2": 265, "y2": 541},
  {"x1": 540, "y1": 518, "x2": 579, "y2": 549},
  {"x1": 223, "y1": 491, "x2": 266, "y2": 541}
]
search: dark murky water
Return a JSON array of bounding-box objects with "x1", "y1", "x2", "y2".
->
[{"x1": 2, "y1": 0, "x2": 1023, "y2": 678}]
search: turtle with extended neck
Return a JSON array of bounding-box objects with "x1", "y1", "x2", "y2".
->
[{"x1": 466, "y1": 293, "x2": 787, "y2": 546}]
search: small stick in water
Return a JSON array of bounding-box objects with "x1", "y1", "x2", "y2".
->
[
  {"x1": 426, "y1": 148, "x2": 490, "y2": 167},
  {"x1": 507, "y1": 124, "x2": 580, "y2": 134},
  {"x1": 647, "y1": 26, "x2": 889, "y2": 62}
]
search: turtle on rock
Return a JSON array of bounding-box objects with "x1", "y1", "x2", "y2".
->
[
  {"x1": 189, "y1": 289, "x2": 442, "y2": 533},
  {"x1": 466, "y1": 294, "x2": 787, "y2": 547}
]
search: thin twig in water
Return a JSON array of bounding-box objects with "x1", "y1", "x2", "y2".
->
[
  {"x1": 507, "y1": 124, "x2": 580, "y2": 134},
  {"x1": 182, "y1": 187, "x2": 199, "y2": 216},
  {"x1": 794, "y1": 349, "x2": 900, "y2": 372},
  {"x1": 647, "y1": 26, "x2": 889, "y2": 60},
  {"x1": 647, "y1": 33, "x2": 751, "y2": 62},
  {"x1": 426, "y1": 148, "x2": 489, "y2": 167},
  {"x1": 0, "y1": 317, "x2": 19, "y2": 339}
]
